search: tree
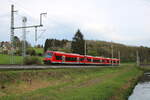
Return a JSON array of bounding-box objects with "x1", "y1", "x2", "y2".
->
[
  {"x1": 44, "y1": 39, "x2": 49, "y2": 52},
  {"x1": 26, "y1": 48, "x2": 36, "y2": 56},
  {"x1": 13, "y1": 36, "x2": 21, "y2": 48},
  {"x1": 71, "y1": 29, "x2": 85, "y2": 55},
  {"x1": 13, "y1": 36, "x2": 31, "y2": 49}
]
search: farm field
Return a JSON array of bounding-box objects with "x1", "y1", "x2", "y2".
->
[{"x1": 0, "y1": 64, "x2": 143, "y2": 100}]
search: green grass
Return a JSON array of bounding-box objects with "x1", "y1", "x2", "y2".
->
[
  {"x1": 0, "y1": 54, "x2": 43, "y2": 65},
  {"x1": 0, "y1": 54, "x2": 23, "y2": 64},
  {"x1": 139, "y1": 65, "x2": 150, "y2": 72},
  {"x1": 33, "y1": 48, "x2": 43, "y2": 54},
  {"x1": 0, "y1": 64, "x2": 143, "y2": 100}
]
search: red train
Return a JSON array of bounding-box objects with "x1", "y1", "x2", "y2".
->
[{"x1": 43, "y1": 51, "x2": 120, "y2": 65}]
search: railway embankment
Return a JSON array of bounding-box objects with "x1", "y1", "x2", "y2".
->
[{"x1": 0, "y1": 64, "x2": 143, "y2": 100}]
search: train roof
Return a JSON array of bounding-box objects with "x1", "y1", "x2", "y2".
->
[
  {"x1": 47, "y1": 51, "x2": 82, "y2": 56},
  {"x1": 46, "y1": 51, "x2": 120, "y2": 60}
]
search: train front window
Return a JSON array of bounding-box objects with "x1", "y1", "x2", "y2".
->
[{"x1": 45, "y1": 52, "x2": 53, "y2": 58}]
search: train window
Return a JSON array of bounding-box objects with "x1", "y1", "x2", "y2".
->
[
  {"x1": 45, "y1": 52, "x2": 53, "y2": 58},
  {"x1": 111, "y1": 60, "x2": 113, "y2": 63},
  {"x1": 93, "y1": 59, "x2": 100, "y2": 63},
  {"x1": 116, "y1": 61, "x2": 118, "y2": 63},
  {"x1": 100, "y1": 59, "x2": 102, "y2": 63},
  {"x1": 87, "y1": 58, "x2": 91, "y2": 62},
  {"x1": 66, "y1": 57, "x2": 77, "y2": 61},
  {"x1": 102, "y1": 59, "x2": 105, "y2": 62},
  {"x1": 55, "y1": 55, "x2": 62, "y2": 60},
  {"x1": 80, "y1": 58, "x2": 84, "y2": 61},
  {"x1": 106, "y1": 60, "x2": 109, "y2": 63}
]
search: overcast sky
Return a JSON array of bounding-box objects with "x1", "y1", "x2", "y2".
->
[{"x1": 0, "y1": 0, "x2": 150, "y2": 46}]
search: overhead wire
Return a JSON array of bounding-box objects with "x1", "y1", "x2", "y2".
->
[
  {"x1": 6, "y1": 0, "x2": 64, "y2": 45},
  {"x1": 7, "y1": 0, "x2": 48, "y2": 44}
]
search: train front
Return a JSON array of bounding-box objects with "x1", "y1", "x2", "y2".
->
[{"x1": 43, "y1": 51, "x2": 53, "y2": 64}]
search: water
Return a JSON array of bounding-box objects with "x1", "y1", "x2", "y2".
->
[{"x1": 128, "y1": 72, "x2": 150, "y2": 100}]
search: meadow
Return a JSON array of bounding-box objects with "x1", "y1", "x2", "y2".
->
[
  {"x1": 0, "y1": 54, "x2": 23, "y2": 64},
  {"x1": 0, "y1": 54, "x2": 43, "y2": 65},
  {"x1": 0, "y1": 64, "x2": 143, "y2": 100}
]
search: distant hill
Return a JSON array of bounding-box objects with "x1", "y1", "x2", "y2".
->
[
  {"x1": 44, "y1": 39, "x2": 150, "y2": 63},
  {"x1": 87, "y1": 40, "x2": 150, "y2": 63}
]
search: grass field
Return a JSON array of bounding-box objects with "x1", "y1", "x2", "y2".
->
[
  {"x1": 0, "y1": 54, "x2": 23, "y2": 64},
  {"x1": 0, "y1": 54, "x2": 43, "y2": 65},
  {"x1": 33, "y1": 48, "x2": 43, "y2": 54},
  {"x1": 139, "y1": 65, "x2": 150, "y2": 72},
  {"x1": 0, "y1": 64, "x2": 143, "y2": 100}
]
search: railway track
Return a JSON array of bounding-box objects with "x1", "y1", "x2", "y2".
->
[{"x1": 0, "y1": 65, "x2": 117, "y2": 69}]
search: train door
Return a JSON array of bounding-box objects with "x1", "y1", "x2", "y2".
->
[
  {"x1": 84, "y1": 57, "x2": 87, "y2": 64},
  {"x1": 91, "y1": 58, "x2": 93, "y2": 63},
  {"x1": 100, "y1": 59, "x2": 102, "y2": 64},
  {"x1": 62, "y1": 56, "x2": 65, "y2": 63},
  {"x1": 77, "y1": 57, "x2": 80, "y2": 64}
]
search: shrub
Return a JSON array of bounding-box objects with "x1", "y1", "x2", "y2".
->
[
  {"x1": 15, "y1": 49, "x2": 22, "y2": 56},
  {"x1": 38, "y1": 53, "x2": 43, "y2": 56},
  {"x1": 26, "y1": 48, "x2": 36, "y2": 56},
  {"x1": 23, "y1": 56, "x2": 42, "y2": 65},
  {"x1": 2, "y1": 50, "x2": 8, "y2": 54}
]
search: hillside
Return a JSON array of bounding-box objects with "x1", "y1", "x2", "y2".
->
[{"x1": 45, "y1": 39, "x2": 150, "y2": 63}]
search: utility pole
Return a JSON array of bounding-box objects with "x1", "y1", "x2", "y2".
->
[
  {"x1": 22, "y1": 17, "x2": 27, "y2": 57},
  {"x1": 40, "y1": 13, "x2": 47, "y2": 26},
  {"x1": 136, "y1": 51, "x2": 140, "y2": 66},
  {"x1": 35, "y1": 27, "x2": 37, "y2": 46},
  {"x1": 52, "y1": 39, "x2": 55, "y2": 50},
  {"x1": 84, "y1": 40, "x2": 86, "y2": 55},
  {"x1": 111, "y1": 41, "x2": 114, "y2": 66},
  {"x1": 118, "y1": 51, "x2": 120, "y2": 65},
  {"x1": 10, "y1": 4, "x2": 17, "y2": 64},
  {"x1": 10, "y1": 5, "x2": 47, "y2": 64}
]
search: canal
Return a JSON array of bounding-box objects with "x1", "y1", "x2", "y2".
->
[{"x1": 128, "y1": 72, "x2": 150, "y2": 100}]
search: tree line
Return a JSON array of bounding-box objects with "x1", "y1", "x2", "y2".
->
[
  {"x1": 2, "y1": 29, "x2": 149, "y2": 63},
  {"x1": 44, "y1": 29, "x2": 150, "y2": 63}
]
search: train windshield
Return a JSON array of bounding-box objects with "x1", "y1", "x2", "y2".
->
[{"x1": 45, "y1": 52, "x2": 53, "y2": 58}]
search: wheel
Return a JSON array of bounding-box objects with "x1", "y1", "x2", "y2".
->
[{"x1": 44, "y1": 60, "x2": 51, "y2": 65}]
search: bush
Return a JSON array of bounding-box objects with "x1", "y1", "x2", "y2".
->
[
  {"x1": 26, "y1": 48, "x2": 36, "y2": 56},
  {"x1": 38, "y1": 53, "x2": 43, "y2": 56},
  {"x1": 15, "y1": 49, "x2": 22, "y2": 56},
  {"x1": 2, "y1": 50, "x2": 8, "y2": 54},
  {"x1": 23, "y1": 56, "x2": 42, "y2": 65}
]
